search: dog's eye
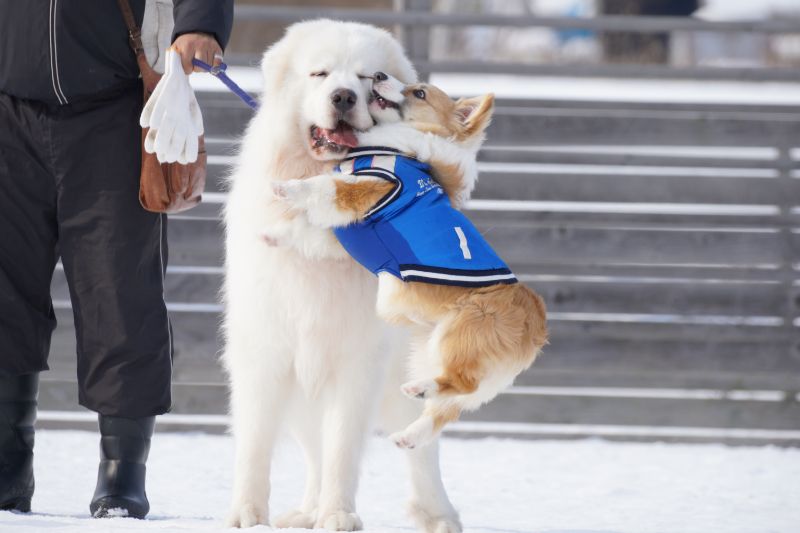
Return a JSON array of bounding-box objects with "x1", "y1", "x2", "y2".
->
[
  {"x1": 311, "y1": 71, "x2": 328, "y2": 78},
  {"x1": 413, "y1": 89, "x2": 426, "y2": 100}
]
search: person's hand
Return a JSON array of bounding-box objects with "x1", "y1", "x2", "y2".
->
[
  {"x1": 140, "y1": 49, "x2": 204, "y2": 164},
  {"x1": 172, "y1": 32, "x2": 223, "y2": 74}
]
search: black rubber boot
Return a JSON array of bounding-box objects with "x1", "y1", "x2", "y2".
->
[
  {"x1": 0, "y1": 373, "x2": 37, "y2": 513},
  {"x1": 90, "y1": 415, "x2": 155, "y2": 519}
]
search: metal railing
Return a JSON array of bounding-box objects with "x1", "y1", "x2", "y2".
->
[{"x1": 229, "y1": 4, "x2": 800, "y2": 81}]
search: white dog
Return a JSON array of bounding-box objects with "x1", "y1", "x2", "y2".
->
[{"x1": 222, "y1": 20, "x2": 462, "y2": 532}]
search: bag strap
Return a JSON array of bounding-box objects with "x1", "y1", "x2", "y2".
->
[{"x1": 116, "y1": 0, "x2": 161, "y2": 95}]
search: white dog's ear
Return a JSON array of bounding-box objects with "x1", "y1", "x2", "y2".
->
[
  {"x1": 390, "y1": 51, "x2": 417, "y2": 84},
  {"x1": 454, "y1": 93, "x2": 495, "y2": 143},
  {"x1": 260, "y1": 35, "x2": 293, "y2": 99},
  {"x1": 381, "y1": 34, "x2": 417, "y2": 84}
]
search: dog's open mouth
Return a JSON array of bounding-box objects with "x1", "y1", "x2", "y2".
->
[
  {"x1": 371, "y1": 90, "x2": 400, "y2": 111},
  {"x1": 310, "y1": 121, "x2": 359, "y2": 152}
]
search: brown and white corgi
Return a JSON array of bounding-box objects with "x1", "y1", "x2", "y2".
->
[{"x1": 269, "y1": 73, "x2": 548, "y2": 449}]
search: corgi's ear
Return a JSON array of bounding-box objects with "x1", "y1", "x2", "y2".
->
[{"x1": 454, "y1": 93, "x2": 495, "y2": 143}]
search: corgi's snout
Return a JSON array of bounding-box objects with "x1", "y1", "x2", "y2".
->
[{"x1": 370, "y1": 72, "x2": 405, "y2": 106}]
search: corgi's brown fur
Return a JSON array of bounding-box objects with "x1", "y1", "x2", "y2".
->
[{"x1": 334, "y1": 178, "x2": 396, "y2": 217}]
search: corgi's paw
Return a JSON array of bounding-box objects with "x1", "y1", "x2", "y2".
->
[
  {"x1": 274, "y1": 508, "x2": 316, "y2": 529},
  {"x1": 389, "y1": 430, "x2": 418, "y2": 449},
  {"x1": 401, "y1": 379, "x2": 439, "y2": 400},
  {"x1": 390, "y1": 417, "x2": 435, "y2": 450},
  {"x1": 272, "y1": 181, "x2": 289, "y2": 199},
  {"x1": 260, "y1": 226, "x2": 290, "y2": 247},
  {"x1": 272, "y1": 179, "x2": 308, "y2": 207},
  {"x1": 260, "y1": 231, "x2": 281, "y2": 247}
]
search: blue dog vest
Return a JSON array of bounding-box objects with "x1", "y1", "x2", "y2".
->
[{"x1": 332, "y1": 146, "x2": 517, "y2": 287}]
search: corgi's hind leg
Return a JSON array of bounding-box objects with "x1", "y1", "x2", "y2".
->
[
  {"x1": 436, "y1": 306, "x2": 492, "y2": 396},
  {"x1": 401, "y1": 309, "x2": 486, "y2": 401},
  {"x1": 389, "y1": 401, "x2": 462, "y2": 449}
]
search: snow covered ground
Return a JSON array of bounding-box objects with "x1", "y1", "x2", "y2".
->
[{"x1": 1, "y1": 430, "x2": 798, "y2": 533}]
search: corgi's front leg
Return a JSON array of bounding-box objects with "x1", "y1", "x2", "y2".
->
[
  {"x1": 273, "y1": 174, "x2": 395, "y2": 229},
  {"x1": 272, "y1": 174, "x2": 347, "y2": 228},
  {"x1": 358, "y1": 125, "x2": 478, "y2": 207},
  {"x1": 358, "y1": 124, "x2": 435, "y2": 161},
  {"x1": 271, "y1": 177, "x2": 316, "y2": 211}
]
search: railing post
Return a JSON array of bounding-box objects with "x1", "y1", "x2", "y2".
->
[
  {"x1": 776, "y1": 145, "x2": 799, "y2": 358},
  {"x1": 397, "y1": 0, "x2": 432, "y2": 81}
]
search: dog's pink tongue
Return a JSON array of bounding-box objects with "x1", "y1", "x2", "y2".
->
[{"x1": 326, "y1": 123, "x2": 358, "y2": 148}]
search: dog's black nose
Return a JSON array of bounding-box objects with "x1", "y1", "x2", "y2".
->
[
  {"x1": 331, "y1": 88, "x2": 357, "y2": 113},
  {"x1": 373, "y1": 71, "x2": 388, "y2": 82}
]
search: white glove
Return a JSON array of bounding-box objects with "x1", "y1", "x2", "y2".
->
[
  {"x1": 141, "y1": 0, "x2": 174, "y2": 74},
  {"x1": 140, "y1": 49, "x2": 204, "y2": 164}
]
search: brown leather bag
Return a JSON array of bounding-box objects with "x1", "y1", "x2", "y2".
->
[{"x1": 117, "y1": 0, "x2": 206, "y2": 214}]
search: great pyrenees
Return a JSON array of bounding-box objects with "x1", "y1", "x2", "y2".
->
[{"x1": 222, "y1": 20, "x2": 462, "y2": 532}]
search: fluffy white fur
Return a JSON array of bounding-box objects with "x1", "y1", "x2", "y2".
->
[{"x1": 222, "y1": 20, "x2": 461, "y2": 532}]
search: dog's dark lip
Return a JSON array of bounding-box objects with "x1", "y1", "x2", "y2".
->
[{"x1": 371, "y1": 89, "x2": 400, "y2": 111}]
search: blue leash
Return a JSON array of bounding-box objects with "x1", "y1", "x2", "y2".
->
[{"x1": 192, "y1": 58, "x2": 259, "y2": 110}]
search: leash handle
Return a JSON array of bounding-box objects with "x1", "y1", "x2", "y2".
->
[{"x1": 192, "y1": 58, "x2": 259, "y2": 110}]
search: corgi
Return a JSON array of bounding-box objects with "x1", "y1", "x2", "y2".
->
[{"x1": 269, "y1": 73, "x2": 548, "y2": 449}]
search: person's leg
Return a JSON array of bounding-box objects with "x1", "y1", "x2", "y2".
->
[
  {"x1": 90, "y1": 415, "x2": 155, "y2": 518},
  {"x1": 0, "y1": 374, "x2": 38, "y2": 512},
  {"x1": 0, "y1": 92, "x2": 60, "y2": 512},
  {"x1": 52, "y1": 84, "x2": 172, "y2": 518}
]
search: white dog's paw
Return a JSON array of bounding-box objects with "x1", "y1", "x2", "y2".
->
[
  {"x1": 431, "y1": 520, "x2": 463, "y2": 533},
  {"x1": 401, "y1": 379, "x2": 439, "y2": 400},
  {"x1": 225, "y1": 502, "x2": 269, "y2": 528},
  {"x1": 409, "y1": 500, "x2": 462, "y2": 533},
  {"x1": 274, "y1": 508, "x2": 316, "y2": 529},
  {"x1": 315, "y1": 510, "x2": 363, "y2": 531}
]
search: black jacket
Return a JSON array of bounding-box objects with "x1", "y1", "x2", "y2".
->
[{"x1": 0, "y1": 0, "x2": 233, "y2": 105}]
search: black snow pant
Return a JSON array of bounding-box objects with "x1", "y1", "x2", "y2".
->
[{"x1": 0, "y1": 82, "x2": 172, "y2": 417}]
